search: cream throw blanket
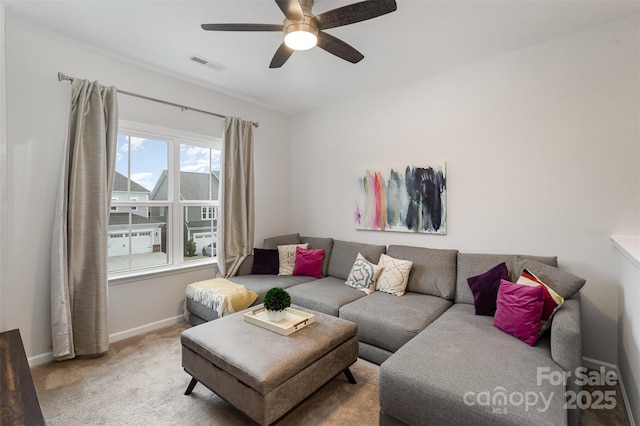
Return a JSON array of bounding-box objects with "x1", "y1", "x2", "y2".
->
[{"x1": 184, "y1": 278, "x2": 258, "y2": 320}]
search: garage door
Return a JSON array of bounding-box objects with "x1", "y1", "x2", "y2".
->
[
  {"x1": 108, "y1": 231, "x2": 153, "y2": 257},
  {"x1": 131, "y1": 231, "x2": 153, "y2": 254},
  {"x1": 193, "y1": 232, "x2": 213, "y2": 253}
]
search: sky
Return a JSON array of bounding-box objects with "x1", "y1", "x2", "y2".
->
[{"x1": 116, "y1": 135, "x2": 221, "y2": 192}]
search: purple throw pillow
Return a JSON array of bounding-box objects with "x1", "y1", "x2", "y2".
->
[
  {"x1": 493, "y1": 279, "x2": 544, "y2": 346},
  {"x1": 467, "y1": 262, "x2": 509, "y2": 316},
  {"x1": 251, "y1": 248, "x2": 279, "y2": 275},
  {"x1": 293, "y1": 247, "x2": 325, "y2": 279}
]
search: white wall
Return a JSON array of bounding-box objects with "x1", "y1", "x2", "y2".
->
[
  {"x1": 5, "y1": 26, "x2": 292, "y2": 359},
  {"x1": 613, "y1": 237, "x2": 640, "y2": 425},
  {"x1": 291, "y1": 16, "x2": 640, "y2": 366}
]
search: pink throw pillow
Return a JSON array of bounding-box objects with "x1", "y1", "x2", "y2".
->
[
  {"x1": 292, "y1": 246, "x2": 325, "y2": 279},
  {"x1": 493, "y1": 279, "x2": 544, "y2": 346}
]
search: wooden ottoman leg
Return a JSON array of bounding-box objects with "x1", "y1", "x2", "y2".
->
[
  {"x1": 343, "y1": 367, "x2": 356, "y2": 384},
  {"x1": 184, "y1": 377, "x2": 198, "y2": 395}
]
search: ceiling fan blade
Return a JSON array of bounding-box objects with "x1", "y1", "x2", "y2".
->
[
  {"x1": 269, "y1": 43, "x2": 295, "y2": 68},
  {"x1": 275, "y1": 0, "x2": 304, "y2": 21},
  {"x1": 314, "y1": 0, "x2": 397, "y2": 30},
  {"x1": 316, "y1": 31, "x2": 364, "y2": 64},
  {"x1": 201, "y1": 23, "x2": 284, "y2": 31}
]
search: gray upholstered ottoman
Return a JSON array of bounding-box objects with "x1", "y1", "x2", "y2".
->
[{"x1": 181, "y1": 305, "x2": 358, "y2": 425}]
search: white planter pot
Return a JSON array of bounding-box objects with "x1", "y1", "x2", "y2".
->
[{"x1": 267, "y1": 309, "x2": 286, "y2": 323}]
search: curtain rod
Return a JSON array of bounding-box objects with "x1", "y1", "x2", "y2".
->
[{"x1": 57, "y1": 72, "x2": 259, "y2": 128}]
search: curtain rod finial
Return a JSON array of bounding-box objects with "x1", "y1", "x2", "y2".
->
[{"x1": 58, "y1": 72, "x2": 72, "y2": 82}]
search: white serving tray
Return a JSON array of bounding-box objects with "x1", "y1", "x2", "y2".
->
[{"x1": 244, "y1": 305, "x2": 315, "y2": 336}]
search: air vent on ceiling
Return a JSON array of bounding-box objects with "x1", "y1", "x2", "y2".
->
[{"x1": 190, "y1": 54, "x2": 226, "y2": 72}]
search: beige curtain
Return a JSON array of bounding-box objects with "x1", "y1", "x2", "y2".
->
[
  {"x1": 51, "y1": 79, "x2": 118, "y2": 360},
  {"x1": 217, "y1": 117, "x2": 255, "y2": 277}
]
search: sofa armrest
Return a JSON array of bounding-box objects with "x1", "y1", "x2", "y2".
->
[
  {"x1": 550, "y1": 297, "x2": 582, "y2": 426},
  {"x1": 235, "y1": 255, "x2": 254, "y2": 276},
  {"x1": 550, "y1": 298, "x2": 582, "y2": 373}
]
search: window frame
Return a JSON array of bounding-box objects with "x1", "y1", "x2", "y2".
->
[{"x1": 108, "y1": 120, "x2": 221, "y2": 281}]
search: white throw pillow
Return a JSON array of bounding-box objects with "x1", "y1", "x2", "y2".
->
[
  {"x1": 277, "y1": 243, "x2": 309, "y2": 276},
  {"x1": 377, "y1": 253, "x2": 413, "y2": 296},
  {"x1": 345, "y1": 253, "x2": 384, "y2": 294}
]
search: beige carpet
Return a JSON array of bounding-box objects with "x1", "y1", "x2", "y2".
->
[
  {"x1": 31, "y1": 323, "x2": 380, "y2": 425},
  {"x1": 32, "y1": 322, "x2": 630, "y2": 426}
]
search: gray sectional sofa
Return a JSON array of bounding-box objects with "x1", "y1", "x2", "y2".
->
[{"x1": 185, "y1": 233, "x2": 584, "y2": 426}]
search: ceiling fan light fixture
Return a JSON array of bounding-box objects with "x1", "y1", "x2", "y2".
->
[{"x1": 284, "y1": 22, "x2": 318, "y2": 50}]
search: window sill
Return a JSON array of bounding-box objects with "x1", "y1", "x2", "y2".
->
[{"x1": 108, "y1": 258, "x2": 217, "y2": 286}]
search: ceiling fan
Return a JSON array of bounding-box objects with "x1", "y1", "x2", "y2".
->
[{"x1": 201, "y1": 0, "x2": 397, "y2": 68}]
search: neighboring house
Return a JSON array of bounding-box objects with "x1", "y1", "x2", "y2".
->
[
  {"x1": 107, "y1": 213, "x2": 164, "y2": 256},
  {"x1": 108, "y1": 172, "x2": 163, "y2": 257},
  {"x1": 111, "y1": 171, "x2": 151, "y2": 218},
  {"x1": 149, "y1": 170, "x2": 219, "y2": 253}
]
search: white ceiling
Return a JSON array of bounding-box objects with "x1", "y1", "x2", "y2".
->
[{"x1": 5, "y1": 0, "x2": 640, "y2": 114}]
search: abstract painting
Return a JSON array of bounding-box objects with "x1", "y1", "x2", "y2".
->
[{"x1": 354, "y1": 164, "x2": 446, "y2": 234}]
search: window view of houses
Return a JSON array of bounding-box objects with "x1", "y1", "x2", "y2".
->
[{"x1": 108, "y1": 132, "x2": 219, "y2": 273}]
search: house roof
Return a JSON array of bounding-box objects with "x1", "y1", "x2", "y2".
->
[
  {"x1": 149, "y1": 170, "x2": 220, "y2": 201},
  {"x1": 113, "y1": 171, "x2": 150, "y2": 193},
  {"x1": 108, "y1": 212, "x2": 165, "y2": 227},
  {"x1": 179, "y1": 171, "x2": 220, "y2": 200},
  {"x1": 185, "y1": 220, "x2": 217, "y2": 231}
]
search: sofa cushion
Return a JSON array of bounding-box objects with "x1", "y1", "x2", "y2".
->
[
  {"x1": 328, "y1": 240, "x2": 386, "y2": 281},
  {"x1": 236, "y1": 254, "x2": 254, "y2": 276},
  {"x1": 379, "y1": 303, "x2": 565, "y2": 426},
  {"x1": 455, "y1": 253, "x2": 558, "y2": 304},
  {"x1": 300, "y1": 236, "x2": 334, "y2": 277},
  {"x1": 339, "y1": 292, "x2": 451, "y2": 353},
  {"x1": 387, "y1": 245, "x2": 458, "y2": 299},
  {"x1": 227, "y1": 274, "x2": 316, "y2": 304},
  {"x1": 345, "y1": 253, "x2": 383, "y2": 294},
  {"x1": 186, "y1": 274, "x2": 316, "y2": 322},
  {"x1": 514, "y1": 257, "x2": 585, "y2": 300},
  {"x1": 263, "y1": 233, "x2": 301, "y2": 249},
  {"x1": 287, "y1": 276, "x2": 367, "y2": 316},
  {"x1": 251, "y1": 248, "x2": 279, "y2": 275},
  {"x1": 186, "y1": 297, "x2": 220, "y2": 322},
  {"x1": 467, "y1": 262, "x2": 509, "y2": 316},
  {"x1": 376, "y1": 253, "x2": 413, "y2": 296}
]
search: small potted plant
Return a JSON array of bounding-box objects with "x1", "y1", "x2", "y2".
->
[
  {"x1": 263, "y1": 287, "x2": 291, "y2": 322},
  {"x1": 185, "y1": 239, "x2": 197, "y2": 257}
]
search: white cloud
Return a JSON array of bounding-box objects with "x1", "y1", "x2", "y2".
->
[
  {"x1": 181, "y1": 145, "x2": 211, "y2": 173},
  {"x1": 211, "y1": 150, "x2": 221, "y2": 171},
  {"x1": 130, "y1": 172, "x2": 155, "y2": 190},
  {"x1": 130, "y1": 137, "x2": 145, "y2": 151}
]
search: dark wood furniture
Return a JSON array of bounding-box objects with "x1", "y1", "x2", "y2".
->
[{"x1": 0, "y1": 329, "x2": 45, "y2": 426}]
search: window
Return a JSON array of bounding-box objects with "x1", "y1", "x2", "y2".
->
[
  {"x1": 108, "y1": 121, "x2": 221, "y2": 276},
  {"x1": 201, "y1": 206, "x2": 217, "y2": 220}
]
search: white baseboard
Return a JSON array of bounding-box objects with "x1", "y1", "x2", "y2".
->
[
  {"x1": 582, "y1": 356, "x2": 617, "y2": 373},
  {"x1": 28, "y1": 351, "x2": 54, "y2": 367},
  {"x1": 28, "y1": 315, "x2": 186, "y2": 367},
  {"x1": 616, "y1": 366, "x2": 637, "y2": 426},
  {"x1": 108, "y1": 315, "x2": 185, "y2": 343},
  {"x1": 582, "y1": 356, "x2": 636, "y2": 426}
]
